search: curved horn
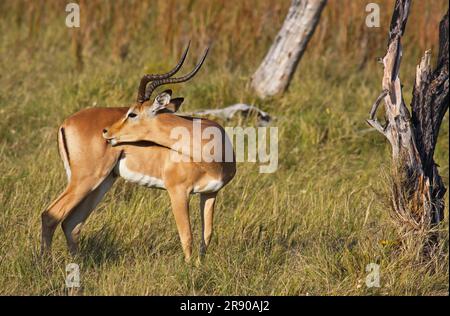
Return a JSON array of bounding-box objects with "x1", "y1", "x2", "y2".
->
[
  {"x1": 136, "y1": 41, "x2": 191, "y2": 103},
  {"x1": 143, "y1": 47, "x2": 209, "y2": 102}
]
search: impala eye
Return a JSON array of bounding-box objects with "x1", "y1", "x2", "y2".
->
[{"x1": 128, "y1": 112, "x2": 137, "y2": 118}]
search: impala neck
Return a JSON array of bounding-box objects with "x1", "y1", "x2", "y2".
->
[{"x1": 146, "y1": 114, "x2": 225, "y2": 162}]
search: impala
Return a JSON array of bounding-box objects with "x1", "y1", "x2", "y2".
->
[{"x1": 41, "y1": 45, "x2": 236, "y2": 262}]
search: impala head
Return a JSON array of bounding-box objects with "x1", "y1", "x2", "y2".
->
[
  {"x1": 103, "y1": 90, "x2": 185, "y2": 145},
  {"x1": 103, "y1": 43, "x2": 209, "y2": 145}
]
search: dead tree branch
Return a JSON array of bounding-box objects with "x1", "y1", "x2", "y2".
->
[{"x1": 367, "y1": 0, "x2": 449, "y2": 240}]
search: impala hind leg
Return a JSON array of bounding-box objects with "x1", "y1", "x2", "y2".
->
[
  {"x1": 61, "y1": 174, "x2": 115, "y2": 255},
  {"x1": 199, "y1": 192, "x2": 217, "y2": 258},
  {"x1": 41, "y1": 177, "x2": 103, "y2": 255},
  {"x1": 168, "y1": 188, "x2": 192, "y2": 262}
]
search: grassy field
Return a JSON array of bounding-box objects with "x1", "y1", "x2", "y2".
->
[{"x1": 0, "y1": 0, "x2": 448, "y2": 295}]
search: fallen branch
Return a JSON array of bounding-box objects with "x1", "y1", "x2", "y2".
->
[{"x1": 183, "y1": 103, "x2": 273, "y2": 126}]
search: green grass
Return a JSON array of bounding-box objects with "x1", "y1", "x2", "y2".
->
[{"x1": 0, "y1": 6, "x2": 448, "y2": 296}]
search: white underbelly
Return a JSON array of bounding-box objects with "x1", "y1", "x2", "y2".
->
[
  {"x1": 193, "y1": 180, "x2": 224, "y2": 193},
  {"x1": 115, "y1": 158, "x2": 166, "y2": 189},
  {"x1": 115, "y1": 158, "x2": 224, "y2": 193}
]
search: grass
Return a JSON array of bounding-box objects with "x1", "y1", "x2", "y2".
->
[{"x1": 0, "y1": 0, "x2": 448, "y2": 295}]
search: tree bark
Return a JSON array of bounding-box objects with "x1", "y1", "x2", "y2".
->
[
  {"x1": 367, "y1": 0, "x2": 448, "y2": 239},
  {"x1": 410, "y1": 12, "x2": 449, "y2": 225},
  {"x1": 251, "y1": 0, "x2": 327, "y2": 99}
]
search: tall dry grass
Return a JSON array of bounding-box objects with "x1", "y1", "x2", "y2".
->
[{"x1": 1, "y1": 0, "x2": 447, "y2": 71}]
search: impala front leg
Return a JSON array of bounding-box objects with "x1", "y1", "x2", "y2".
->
[{"x1": 168, "y1": 187, "x2": 192, "y2": 262}]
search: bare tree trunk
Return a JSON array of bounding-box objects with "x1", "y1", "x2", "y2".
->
[
  {"x1": 367, "y1": 0, "x2": 448, "y2": 244},
  {"x1": 251, "y1": 0, "x2": 327, "y2": 99}
]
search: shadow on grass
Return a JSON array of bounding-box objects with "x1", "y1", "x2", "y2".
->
[{"x1": 78, "y1": 225, "x2": 123, "y2": 266}]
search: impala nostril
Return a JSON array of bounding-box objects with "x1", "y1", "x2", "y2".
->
[{"x1": 102, "y1": 129, "x2": 108, "y2": 134}]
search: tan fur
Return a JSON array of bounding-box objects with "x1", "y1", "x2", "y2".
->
[{"x1": 41, "y1": 106, "x2": 236, "y2": 262}]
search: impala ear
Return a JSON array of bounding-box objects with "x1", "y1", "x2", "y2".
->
[
  {"x1": 149, "y1": 90, "x2": 172, "y2": 115},
  {"x1": 153, "y1": 89, "x2": 172, "y2": 106},
  {"x1": 165, "y1": 97, "x2": 184, "y2": 113}
]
